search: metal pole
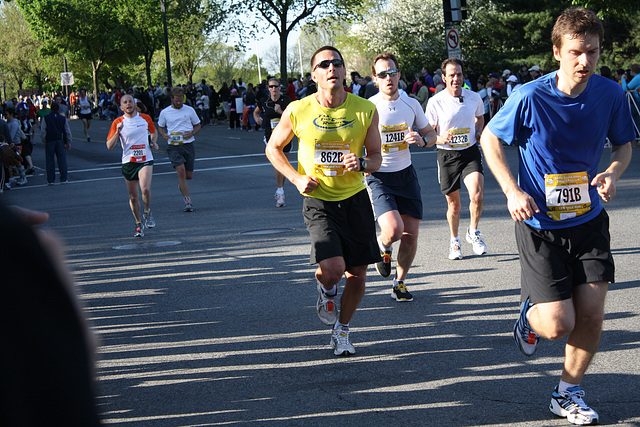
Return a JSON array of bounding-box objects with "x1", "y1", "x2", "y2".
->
[
  {"x1": 298, "y1": 38, "x2": 303, "y2": 77},
  {"x1": 63, "y1": 55, "x2": 68, "y2": 98},
  {"x1": 256, "y1": 40, "x2": 262, "y2": 82},
  {"x1": 161, "y1": 0, "x2": 172, "y2": 87}
]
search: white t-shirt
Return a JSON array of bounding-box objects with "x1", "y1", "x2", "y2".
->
[
  {"x1": 108, "y1": 113, "x2": 155, "y2": 164},
  {"x1": 370, "y1": 91, "x2": 430, "y2": 172},
  {"x1": 78, "y1": 96, "x2": 92, "y2": 114},
  {"x1": 158, "y1": 104, "x2": 200, "y2": 145},
  {"x1": 425, "y1": 88, "x2": 484, "y2": 151}
]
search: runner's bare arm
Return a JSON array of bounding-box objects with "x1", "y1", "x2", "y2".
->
[
  {"x1": 359, "y1": 110, "x2": 382, "y2": 173},
  {"x1": 591, "y1": 141, "x2": 632, "y2": 202},
  {"x1": 417, "y1": 124, "x2": 437, "y2": 147},
  {"x1": 265, "y1": 106, "x2": 318, "y2": 194},
  {"x1": 106, "y1": 121, "x2": 123, "y2": 150},
  {"x1": 253, "y1": 106, "x2": 263, "y2": 126},
  {"x1": 150, "y1": 128, "x2": 159, "y2": 149},
  {"x1": 480, "y1": 128, "x2": 539, "y2": 221}
]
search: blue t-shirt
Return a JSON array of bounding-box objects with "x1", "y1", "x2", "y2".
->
[{"x1": 488, "y1": 71, "x2": 635, "y2": 230}]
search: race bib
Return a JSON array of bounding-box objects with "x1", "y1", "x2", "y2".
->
[
  {"x1": 169, "y1": 132, "x2": 183, "y2": 146},
  {"x1": 314, "y1": 140, "x2": 351, "y2": 176},
  {"x1": 130, "y1": 144, "x2": 147, "y2": 163},
  {"x1": 448, "y1": 127, "x2": 470, "y2": 148},
  {"x1": 544, "y1": 171, "x2": 591, "y2": 221},
  {"x1": 270, "y1": 118, "x2": 280, "y2": 129},
  {"x1": 381, "y1": 123, "x2": 408, "y2": 153}
]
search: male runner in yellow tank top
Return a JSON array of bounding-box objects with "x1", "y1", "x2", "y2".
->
[{"x1": 266, "y1": 46, "x2": 382, "y2": 356}]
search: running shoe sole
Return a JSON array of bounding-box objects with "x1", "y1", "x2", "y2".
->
[
  {"x1": 550, "y1": 387, "x2": 599, "y2": 425},
  {"x1": 376, "y1": 252, "x2": 392, "y2": 278}
]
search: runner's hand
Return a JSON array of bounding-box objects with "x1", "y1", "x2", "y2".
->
[
  {"x1": 294, "y1": 175, "x2": 318, "y2": 194},
  {"x1": 405, "y1": 131, "x2": 423, "y2": 146},
  {"x1": 506, "y1": 187, "x2": 539, "y2": 221},
  {"x1": 343, "y1": 153, "x2": 359, "y2": 172},
  {"x1": 592, "y1": 172, "x2": 615, "y2": 202}
]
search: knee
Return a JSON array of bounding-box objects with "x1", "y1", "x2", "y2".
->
[
  {"x1": 317, "y1": 269, "x2": 343, "y2": 286},
  {"x1": 401, "y1": 231, "x2": 419, "y2": 248},
  {"x1": 129, "y1": 194, "x2": 139, "y2": 205},
  {"x1": 545, "y1": 317, "x2": 575, "y2": 341},
  {"x1": 185, "y1": 171, "x2": 194, "y2": 180},
  {"x1": 576, "y1": 310, "x2": 605, "y2": 333},
  {"x1": 447, "y1": 200, "x2": 461, "y2": 216},
  {"x1": 469, "y1": 189, "x2": 483, "y2": 205},
  {"x1": 176, "y1": 168, "x2": 187, "y2": 179}
]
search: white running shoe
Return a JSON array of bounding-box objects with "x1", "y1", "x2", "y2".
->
[
  {"x1": 466, "y1": 227, "x2": 487, "y2": 255},
  {"x1": 550, "y1": 386, "x2": 599, "y2": 425},
  {"x1": 448, "y1": 240, "x2": 463, "y2": 260},
  {"x1": 316, "y1": 282, "x2": 338, "y2": 326},
  {"x1": 330, "y1": 326, "x2": 355, "y2": 356},
  {"x1": 143, "y1": 211, "x2": 156, "y2": 228},
  {"x1": 275, "y1": 191, "x2": 286, "y2": 207}
]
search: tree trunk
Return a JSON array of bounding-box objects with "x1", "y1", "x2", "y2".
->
[
  {"x1": 145, "y1": 52, "x2": 153, "y2": 88},
  {"x1": 280, "y1": 19, "x2": 289, "y2": 82},
  {"x1": 92, "y1": 60, "x2": 101, "y2": 107}
]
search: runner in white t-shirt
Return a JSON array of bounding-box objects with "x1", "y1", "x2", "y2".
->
[
  {"x1": 425, "y1": 57, "x2": 487, "y2": 261},
  {"x1": 106, "y1": 95, "x2": 159, "y2": 237},
  {"x1": 157, "y1": 86, "x2": 201, "y2": 212},
  {"x1": 368, "y1": 52, "x2": 437, "y2": 302},
  {"x1": 77, "y1": 89, "x2": 94, "y2": 141}
]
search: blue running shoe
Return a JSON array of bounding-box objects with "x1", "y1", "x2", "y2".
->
[{"x1": 513, "y1": 298, "x2": 539, "y2": 356}]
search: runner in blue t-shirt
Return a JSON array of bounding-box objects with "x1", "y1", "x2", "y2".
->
[{"x1": 480, "y1": 8, "x2": 634, "y2": 426}]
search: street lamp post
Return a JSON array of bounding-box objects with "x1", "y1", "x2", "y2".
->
[{"x1": 160, "y1": 0, "x2": 172, "y2": 87}]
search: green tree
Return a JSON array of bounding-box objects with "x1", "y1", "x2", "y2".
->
[
  {"x1": 16, "y1": 0, "x2": 134, "y2": 100},
  {"x1": 235, "y1": 0, "x2": 364, "y2": 81},
  {"x1": 116, "y1": 0, "x2": 164, "y2": 88},
  {"x1": 0, "y1": 1, "x2": 49, "y2": 92},
  {"x1": 168, "y1": 0, "x2": 226, "y2": 83}
]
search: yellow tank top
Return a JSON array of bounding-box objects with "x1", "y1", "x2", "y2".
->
[{"x1": 290, "y1": 93, "x2": 375, "y2": 201}]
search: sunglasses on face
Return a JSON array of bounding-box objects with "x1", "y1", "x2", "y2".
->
[
  {"x1": 269, "y1": 85, "x2": 280, "y2": 88},
  {"x1": 313, "y1": 58, "x2": 344, "y2": 71},
  {"x1": 376, "y1": 69, "x2": 399, "y2": 79}
]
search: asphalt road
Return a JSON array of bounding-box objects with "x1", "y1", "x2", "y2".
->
[{"x1": 5, "y1": 115, "x2": 640, "y2": 426}]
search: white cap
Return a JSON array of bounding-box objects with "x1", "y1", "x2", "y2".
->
[{"x1": 502, "y1": 69, "x2": 511, "y2": 76}]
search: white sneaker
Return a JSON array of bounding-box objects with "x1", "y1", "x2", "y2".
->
[
  {"x1": 330, "y1": 326, "x2": 355, "y2": 356},
  {"x1": 448, "y1": 240, "x2": 463, "y2": 260},
  {"x1": 550, "y1": 386, "x2": 599, "y2": 425},
  {"x1": 316, "y1": 282, "x2": 338, "y2": 326},
  {"x1": 275, "y1": 191, "x2": 286, "y2": 207},
  {"x1": 466, "y1": 228, "x2": 487, "y2": 255}
]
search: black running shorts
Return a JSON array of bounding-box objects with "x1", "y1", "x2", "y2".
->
[
  {"x1": 302, "y1": 189, "x2": 379, "y2": 270},
  {"x1": 437, "y1": 143, "x2": 484, "y2": 195},
  {"x1": 167, "y1": 143, "x2": 195, "y2": 171},
  {"x1": 121, "y1": 161, "x2": 153, "y2": 181},
  {"x1": 515, "y1": 209, "x2": 614, "y2": 304},
  {"x1": 366, "y1": 164, "x2": 423, "y2": 220}
]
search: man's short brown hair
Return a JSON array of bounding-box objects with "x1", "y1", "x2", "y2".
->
[
  {"x1": 310, "y1": 46, "x2": 344, "y2": 69},
  {"x1": 441, "y1": 57, "x2": 464, "y2": 74},
  {"x1": 171, "y1": 86, "x2": 184, "y2": 98},
  {"x1": 552, "y1": 8, "x2": 603, "y2": 50},
  {"x1": 371, "y1": 52, "x2": 399, "y2": 76}
]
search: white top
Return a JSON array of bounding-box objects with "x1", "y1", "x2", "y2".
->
[
  {"x1": 110, "y1": 113, "x2": 155, "y2": 164},
  {"x1": 425, "y1": 88, "x2": 484, "y2": 151},
  {"x1": 158, "y1": 104, "x2": 200, "y2": 144},
  {"x1": 78, "y1": 96, "x2": 92, "y2": 115},
  {"x1": 370, "y1": 91, "x2": 430, "y2": 172}
]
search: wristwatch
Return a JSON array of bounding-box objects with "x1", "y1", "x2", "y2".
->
[
  {"x1": 358, "y1": 157, "x2": 367, "y2": 172},
  {"x1": 422, "y1": 136, "x2": 429, "y2": 147}
]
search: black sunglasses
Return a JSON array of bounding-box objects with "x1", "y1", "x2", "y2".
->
[
  {"x1": 313, "y1": 58, "x2": 344, "y2": 71},
  {"x1": 376, "y1": 69, "x2": 399, "y2": 79},
  {"x1": 269, "y1": 84, "x2": 280, "y2": 88}
]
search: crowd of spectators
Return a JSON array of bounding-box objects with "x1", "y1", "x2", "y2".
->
[{"x1": 0, "y1": 60, "x2": 638, "y2": 192}]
